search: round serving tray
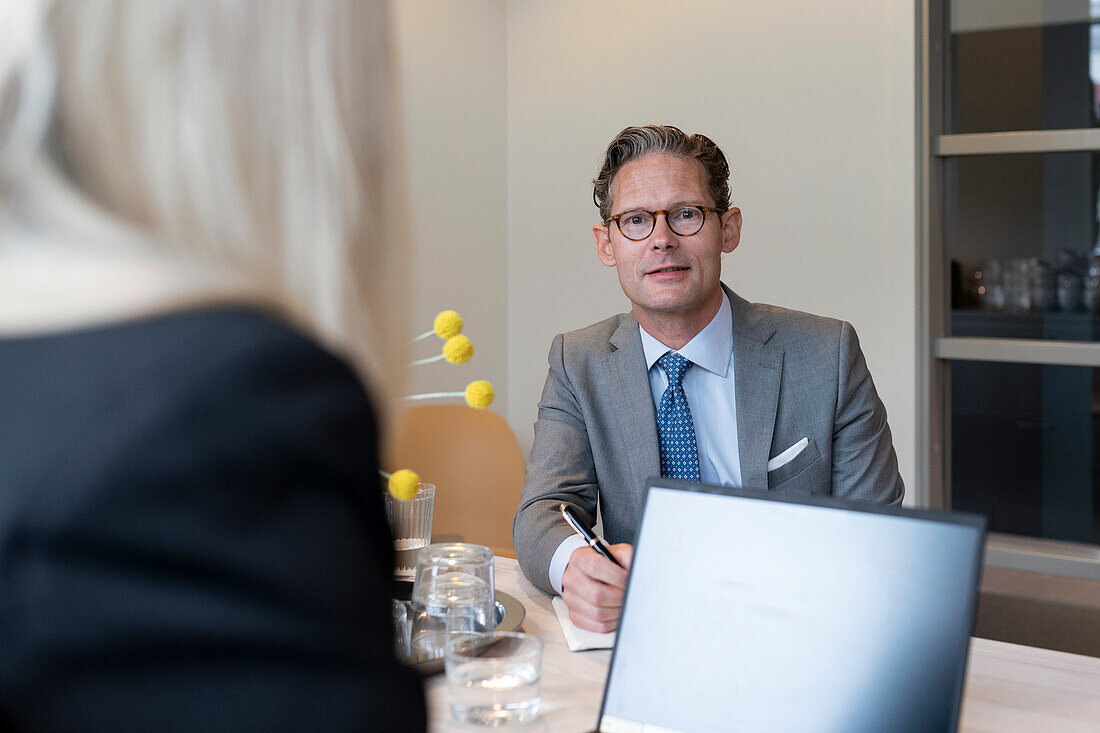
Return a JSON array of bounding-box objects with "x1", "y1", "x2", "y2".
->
[{"x1": 392, "y1": 581, "x2": 526, "y2": 674}]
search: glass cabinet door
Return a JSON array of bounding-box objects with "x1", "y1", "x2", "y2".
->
[{"x1": 932, "y1": 0, "x2": 1100, "y2": 555}]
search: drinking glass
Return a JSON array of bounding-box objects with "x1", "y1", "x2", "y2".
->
[
  {"x1": 383, "y1": 482, "x2": 435, "y2": 580},
  {"x1": 410, "y1": 543, "x2": 495, "y2": 658},
  {"x1": 445, "y1": 632, "x2": 543, "y2": 725},
  {"x1": 392, "y1": 599, "x2": 410, "y2": 660}
]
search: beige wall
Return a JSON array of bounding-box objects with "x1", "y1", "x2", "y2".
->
[
  {"x1": 398, "y1": 0, "x2": 919, "y2": 500},
  {"x1": 392, "y1": 0, "x2": 509, "y2": 416}
]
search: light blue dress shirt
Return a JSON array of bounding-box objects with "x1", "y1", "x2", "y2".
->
[
  {"x1": 639, "y1": 291, "x2": 742, "y2": 488},
  {"x1": 549, "y1": 292, "x2": 742, "y2": 593}
]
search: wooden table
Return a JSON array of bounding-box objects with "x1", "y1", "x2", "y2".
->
[{"x1": 425, "y1": 558, "x2": 1100, "y2": 731}]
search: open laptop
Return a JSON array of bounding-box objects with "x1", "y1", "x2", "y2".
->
[{"x1": 596, "y1": 479, "x2": 986, "y2": 733}]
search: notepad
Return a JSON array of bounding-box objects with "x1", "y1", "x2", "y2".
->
[{"x1": 552, "y1": 596, "x2": 616, "y2": 651}]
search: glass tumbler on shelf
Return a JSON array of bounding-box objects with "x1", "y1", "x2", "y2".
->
[
  {"x1": 977, "y1": 259, "x2": 1004, "y2": 310},
  {"x1": 410, "y1": 543, "x2": 495, "y2": 659},
  {"x1": 446, "y1": 631, "x2": 544, "y2": 726},
  {"x1": 383, "y1": 482, "x2": 435, "y2": 580}
]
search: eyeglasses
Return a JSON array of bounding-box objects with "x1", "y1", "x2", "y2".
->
[{"x1": 608, "y1": 205, "x2": 721, "y2": 241}]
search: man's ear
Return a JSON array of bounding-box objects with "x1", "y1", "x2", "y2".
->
[
  {"x1": 595, "y1": 224, "x2": 617, "y2": 267},
  {"x1": 720, "y1": 207, "x2": 742, "y2": 254}
]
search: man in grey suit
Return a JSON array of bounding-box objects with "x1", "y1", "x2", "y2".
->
[{"x1": 513, "y1": 125, "x2": 903, "y2": 632}]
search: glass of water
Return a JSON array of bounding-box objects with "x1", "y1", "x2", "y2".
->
[
  {"x1": 383, "y1": 482, "x2": 435, "y2": 580},
  {"x1": 445, "y1": 632, "x2": 543, "y2": 726},
  {"x1": 410, "y1": 543, "x2": 495, "y2": 658}
]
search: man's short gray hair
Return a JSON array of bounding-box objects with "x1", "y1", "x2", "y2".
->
[{"x1": 592, "y1": 125, "x2": 731, "y2": 224}]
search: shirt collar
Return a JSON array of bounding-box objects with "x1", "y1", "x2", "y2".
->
[{"x1": 639, "y1": 291, "x2": 733, "y2": 377}]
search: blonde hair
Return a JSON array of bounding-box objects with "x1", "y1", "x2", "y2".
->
[{"x1": 0, "y1": 0, "x2": 409, "y2": 407}]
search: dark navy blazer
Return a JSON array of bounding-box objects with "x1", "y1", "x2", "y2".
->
[{"x1": 0, "y1": 306, "x2": 424, "y2": 732}]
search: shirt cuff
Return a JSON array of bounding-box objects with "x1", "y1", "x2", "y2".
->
[{"x1": 548, "y1": 534, "x2": 589, "y2": 595}]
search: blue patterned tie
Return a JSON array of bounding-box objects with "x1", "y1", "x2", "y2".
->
[{"x1": 657, "y1": 352, "x2": 700, "y2": 481}]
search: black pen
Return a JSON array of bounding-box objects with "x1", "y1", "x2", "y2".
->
[{"x1": 559, "y1": 503, "x2": 624, "y2": 568}]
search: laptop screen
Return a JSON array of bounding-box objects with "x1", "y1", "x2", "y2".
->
[{"x1": 598, "y1": 481, "x2": 985, "y2": 733}]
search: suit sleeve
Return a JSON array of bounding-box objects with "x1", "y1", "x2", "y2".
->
[
  {"x1": 9, "y1": 328, "x2": 426, "y2": 732},
  {"x1": 831, "y1": 321, "x2": 904, "y2": 505},
  {"x1": 512, "y1": 333, "x2": 600, "y2": 595}
]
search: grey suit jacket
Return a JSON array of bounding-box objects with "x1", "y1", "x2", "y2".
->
[{"x1": 513, "y1": 284, "x2": 904, "y2": 594}]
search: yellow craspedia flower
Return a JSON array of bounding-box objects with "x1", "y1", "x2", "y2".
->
[
  {"x1": 434, "y1": 310, "x2": 463, "y2": 339},
  {"x1": 443, "y1": 335, "x2": 473, "y2": 364},
  {"x1": 387, "y1": 469, "x2": 421, "y2": 501},
  {"x1": 465, "y1": 380, "x2": 494, "y2": 409}
]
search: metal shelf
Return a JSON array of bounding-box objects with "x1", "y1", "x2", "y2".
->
[
  {"x1": 985, "y1": 533, "x2": 1100, "y2": 581},
  {"x1": 937, "y1": 128, "x2": 1100, "y2": 156},
  {"x1": 935, "y1": 336, "x2": 1100, "y2": 366}
]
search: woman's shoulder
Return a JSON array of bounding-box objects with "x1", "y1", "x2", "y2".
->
[
  {"x1": 106, "y1": 304, "x2": 339, "y2": 365},
  {"x1": 0, "y1": 303, "x2": 373, "y2": 458},
  {"x1": 3, "y1": 302, "x2": 351, "y2": 383},
  {"x1": 128, "y1": 306, "x2": 370, "y2": 426}
]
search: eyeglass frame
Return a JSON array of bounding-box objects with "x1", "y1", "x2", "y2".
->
[{"x1": 605, "y1": 205, "x2": 724, "y2": 242}]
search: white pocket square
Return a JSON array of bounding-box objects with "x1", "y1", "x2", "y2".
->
[{"x1": 768, "y1": 437, "x2": 809, "y2": 472}]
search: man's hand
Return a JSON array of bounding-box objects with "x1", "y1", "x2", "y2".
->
[{"x1": 561, "y1": 543, "x2": 633, "y2": 633}]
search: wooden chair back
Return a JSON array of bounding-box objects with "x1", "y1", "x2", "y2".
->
[{"x1": 384, "y1": 404, "x2": 524, "y2": 558}]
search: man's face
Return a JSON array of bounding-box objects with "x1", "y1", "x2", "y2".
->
[{"x1": 594, "y1": 153, "x2": 741, "y2": 328}]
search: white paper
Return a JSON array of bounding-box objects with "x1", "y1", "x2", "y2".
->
[{"x1": 552, "y1": 596, "x2": 616, "y2": 651}]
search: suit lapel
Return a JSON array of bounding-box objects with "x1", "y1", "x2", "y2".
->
[
  {"x1": 606, "y1": 314, "x2": 661, "y2": 500},
  {"x1": 726, "y1": 286, "x2": 782, "y2": 491}
]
